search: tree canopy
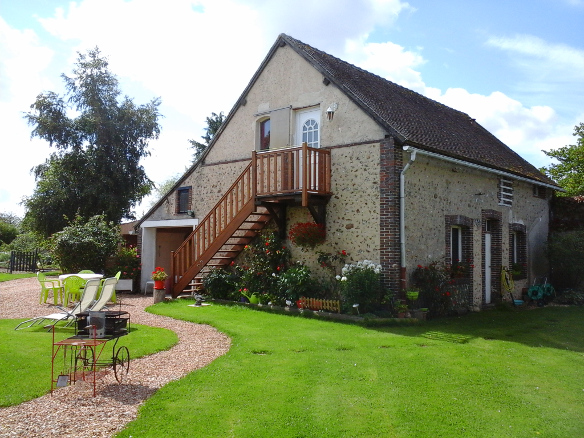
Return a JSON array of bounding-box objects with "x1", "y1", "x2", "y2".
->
[
  {"x1": 542, "y1": 123, "x2": 584, "y2": 197},
  {"x1": 188, "y1": 111, "x2": 225, "y2": 162},
  {"x1": 24, "y1": 48, "x2": 162, "y2": 236}
]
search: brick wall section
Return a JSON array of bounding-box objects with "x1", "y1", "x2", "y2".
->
[{"x1": 379, "y1": 138, "x2": 402, "y2": 294}]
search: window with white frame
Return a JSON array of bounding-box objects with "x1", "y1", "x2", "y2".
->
[
  {"x1": 499, "y1": 179, "x2": 513, "y2": 206},
  {"x1": 451, "y1": 226, "x2": 462, "y2": 263}
]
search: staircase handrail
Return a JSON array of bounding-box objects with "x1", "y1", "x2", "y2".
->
[{"x1": 172, "y1": 160, "x2": 255, "y2": 284}]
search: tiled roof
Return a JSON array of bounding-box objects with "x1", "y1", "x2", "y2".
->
[{"x1": 281, "y1": 34, "x2": 558, "y2": 187}]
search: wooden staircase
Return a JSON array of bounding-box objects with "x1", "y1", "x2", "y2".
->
[{"x1": 170, "y1": 144, "x2": 332, "y2": 297}]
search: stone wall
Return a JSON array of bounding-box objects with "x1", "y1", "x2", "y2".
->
[{"x1": 402, "y1": 151, "x2": 550, "y2": 308}]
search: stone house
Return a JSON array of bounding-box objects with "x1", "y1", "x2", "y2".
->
[{"x1": 136, "y1": 34, "x2": 560, "y2": 309}]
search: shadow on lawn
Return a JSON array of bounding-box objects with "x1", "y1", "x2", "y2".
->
[{"x1": 376, "y1": 305, "x2": 584, "y2": 352}]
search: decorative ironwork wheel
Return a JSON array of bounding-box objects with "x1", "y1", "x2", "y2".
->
[
  {"x1": 75, "y1": 346, "x2": 95, "y2": 371},
  {"x1": 113, "y1": 346, "x2": 130, "y2": 383}
]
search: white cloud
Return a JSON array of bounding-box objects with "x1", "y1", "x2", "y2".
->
[
  {"x1": 345, "y1": 39, "x2": 426, "y2": 91},
  {"x1": 342, "y1": 36, "x2": 571, "y2": 168},
  {"x1": 0, "y1": 17, "x2": 57, "y2": 217},
  {"x1": 486, "y1": 34, "x2": 584, "y2": 83}
]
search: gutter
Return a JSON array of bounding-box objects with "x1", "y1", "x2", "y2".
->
[{"x1": 402, "y1": 146, "x2": 561, "y2": 192}]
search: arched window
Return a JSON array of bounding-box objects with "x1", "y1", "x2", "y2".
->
[{"x1": 302, "y1": 118, "x2": 319, "y2": 148}]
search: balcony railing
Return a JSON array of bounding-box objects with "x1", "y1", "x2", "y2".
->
[{"x1": 254, "y1": 143, "x2": 331, "y2": 206}]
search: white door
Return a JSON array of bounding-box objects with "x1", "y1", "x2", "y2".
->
[
  {"x1": 485, "y1": 233, "x2": 492, "y2": 304},
  {"x1": 295, "y1": 109, "x2": 320, "y2": 190}
]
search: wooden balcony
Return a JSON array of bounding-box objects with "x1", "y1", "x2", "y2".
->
[{"x1": 170, "y1": 144, "x2": 331, "y2": 296}]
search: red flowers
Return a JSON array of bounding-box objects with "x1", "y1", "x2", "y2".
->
[
  {"x1": 289, "y1": 222, "x2": 326, "y2": 249},
  {"x1": 151, "y1": 266, "x2": 168, "y2": 281}
]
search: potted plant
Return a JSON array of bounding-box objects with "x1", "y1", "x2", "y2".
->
[
  {"x1": 152, "y1": 267, "x2": 169, "y2": 303},
  {"x1": 152, "y1": 267, "x2": 168, "y2": 290},
  {"x1": 396, "y1": 302, "x2": 409, "y2": 318}
]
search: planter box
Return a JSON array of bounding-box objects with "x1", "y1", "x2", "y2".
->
[{"x1": 115, "y1": 279, "x2": 133, "y2": 291}]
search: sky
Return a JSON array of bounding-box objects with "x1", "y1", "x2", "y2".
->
[{"x1": 1, "y1": 0, "x2": 583, "y2": 219}]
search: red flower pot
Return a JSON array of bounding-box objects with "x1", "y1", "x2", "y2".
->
[{"x1": 154, "y1": 280, "x2": 165, "y2": 289}]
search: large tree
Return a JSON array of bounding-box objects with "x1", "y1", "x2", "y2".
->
[
  {"x1": 24, "y1": 48, "x2": 161, "y2": 236},
  {"x1": 542, "y1": 123, "x2": 584, "y2": 197},
  {"x1": 188, "y1": 111, "x2": 225, "y2": 162}
]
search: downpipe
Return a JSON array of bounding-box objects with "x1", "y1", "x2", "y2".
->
[{"x1": 400, "y1": 146, "x2": 416, "y2": 292}]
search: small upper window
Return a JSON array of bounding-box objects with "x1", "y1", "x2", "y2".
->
[
  {"x1": 533, "y1": 185, "x2": 546, "y2": 199},
  {"x1": 176, "y1": 187, "x2": 191, "y2": 214},
  {"x1": 260, "y1": 119, "x2": 270, "y2": 150},
  {"x1": 499, "y1": 179, "x2": 513, "y2": 207},
  {"x1": 302, "y1": 118, "x2": 319, "y2": 148}
]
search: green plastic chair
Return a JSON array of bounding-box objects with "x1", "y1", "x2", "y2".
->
[
  {"x1": 37, "y1": 272, "x2": 62, "y2": 304},
  {"x1": 78, "y1": 270, "x2": 95, "y2": 274},
  {"x1": 62, "y1": 275, "x2": 85, "y2": 307}
]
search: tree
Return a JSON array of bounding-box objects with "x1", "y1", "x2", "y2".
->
[
  {"x1": 542, "y1": 123, "x2": 584, "y2": 197},
  {"x1": 24, "y1": 48, "x2": 162, "y2": 236},
  {"x1": 0, "y1": 213, "x2": 20, "y2": 246},
  {"x1": 188, "y1": 111, "x2": 225, "y2": 162}
]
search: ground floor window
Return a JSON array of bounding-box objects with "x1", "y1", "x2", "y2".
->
[{"x1": 509, "y1": 223, "x2": 527, "y2": 278}]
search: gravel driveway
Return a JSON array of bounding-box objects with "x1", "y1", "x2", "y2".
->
[{"x1": 0, "y1": 277, "x2": 230, "y2": 437}]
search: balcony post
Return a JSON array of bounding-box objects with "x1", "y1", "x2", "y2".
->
[{"x1": 302, "y1": 142, "x2": 308, "y2": 206}]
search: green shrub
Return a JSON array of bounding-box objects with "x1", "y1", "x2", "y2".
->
[
  {"x1": 547, "y1": 231, "x2": 584, "y2": 289},
  {"x1": 106, "y1": 245, "x2": 141, "y2": 287},
  {"x1": 339, "y1": 260, "x2": 382, "y2": 313},
  {"x1": 276, "y1": 263, "x2": 315, "y2": 302},
  {"x1": 237, "y1": 231, "x2": 290, "y2": 299},
  {"x1": 553, "y1": 289, "x2": 584, "y2": 305},
  {"x1": 50, "y1": 215, "x2": 121, "y2": 273},
  {"x1": 0, "y1": 222, "x2": 18, "y2": 245},
  {"x1": 411, "y1": 261, "x2": 453, "y2": 317},
  {"x1": 203, "y1": 268, "x2": 239, "y2": 300}
]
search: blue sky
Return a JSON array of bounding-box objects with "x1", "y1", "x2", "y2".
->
[{"x1": 1, "y1": 0, "x2": 583, "y2": 218}]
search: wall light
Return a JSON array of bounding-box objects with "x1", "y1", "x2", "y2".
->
[{"x1": 326, "y1": 103, "x2": 338, "y2": 121}]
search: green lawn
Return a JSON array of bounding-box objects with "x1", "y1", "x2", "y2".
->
[
  {"x1": 118, "y1": 302, "x2": 584, "y2": 438},
  {"x1": 0, "y1": 319, "x2": 178, "y2": 406},
  {"x1": 0, "y1": 273, "x2": 36, "y2": 282}
]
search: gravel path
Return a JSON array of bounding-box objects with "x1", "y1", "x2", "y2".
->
[{"x1": 0, "y1": 277, "x2": 231, "y2": 437}]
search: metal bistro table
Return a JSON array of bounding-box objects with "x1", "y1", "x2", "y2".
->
[{"x1": 51, "y1": 311, "x2": 130, "y2": 396}]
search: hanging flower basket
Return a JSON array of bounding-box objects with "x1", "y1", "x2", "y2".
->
[{"x1": 288, "y1": 222, "x2": 326, "y2": 249}]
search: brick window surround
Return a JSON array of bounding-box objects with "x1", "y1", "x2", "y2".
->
[{"x1": 445, "y1": 215, "x2": 474, "y2": 270}]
